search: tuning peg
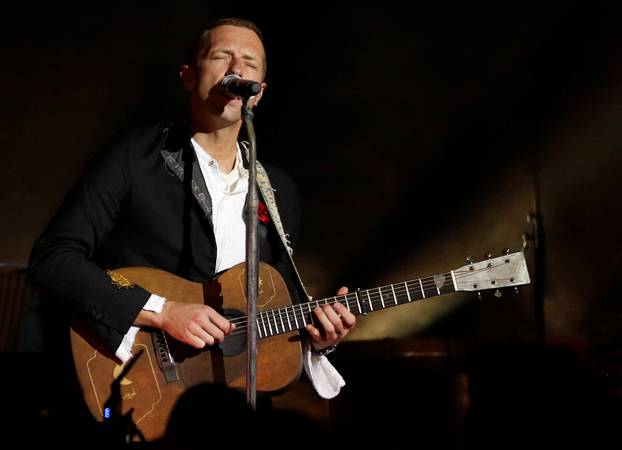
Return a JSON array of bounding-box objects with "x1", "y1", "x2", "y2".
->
[
  {"x1": 477, "y1": 292, "x2": 483, "y2": 300},
  {"x1": 466, "y1": 256, "x2": 474, "y2": 264},
  {"x1": 502, "y1": 248, "x2": 511, "y2": 255},
  {"x1": 514, "y1": 287, "x2": 519, "y2": 294},
  {"x1": 522, "y1": 233, "x2": 529, "y2": 250},
  {"x1": 494, "y1": 289, "x2": 503, "y2": 298},
  {"x1": 484, "y1": 252, "x2": 493, "y2": 259}
]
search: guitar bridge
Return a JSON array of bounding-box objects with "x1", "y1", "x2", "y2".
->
[{"x1": 151, "y1": 330, "x2": 179, "y2": 383}]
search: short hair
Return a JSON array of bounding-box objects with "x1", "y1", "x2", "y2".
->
[{"x1": 185, "y1": 17, "x2": 266, "y2": 75}]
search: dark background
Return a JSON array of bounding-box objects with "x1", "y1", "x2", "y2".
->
[{"x1": 1, "y1": 1, "x2": 621, "y2": 446}]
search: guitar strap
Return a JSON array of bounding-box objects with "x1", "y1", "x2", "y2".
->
[{"x1": 240, "y1": 141, "x2": 312, "y2": 301}]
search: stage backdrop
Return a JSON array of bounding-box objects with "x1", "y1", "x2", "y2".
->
[{"x1": 1, "y1": 2, "x2": 621, "y2": 351}]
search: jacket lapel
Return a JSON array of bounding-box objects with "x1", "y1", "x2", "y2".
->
[{"x1": 159, "y1": 122, "x2": 214, "y2": 228}]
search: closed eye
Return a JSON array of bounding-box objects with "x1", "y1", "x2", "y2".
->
[{"x1": 210, "y1": 50, "x2": 232, "y2": 60}]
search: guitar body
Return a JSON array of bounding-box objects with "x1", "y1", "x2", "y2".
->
[{"x1": 70, "y1": 262, "x2": 303, "y2": 441}]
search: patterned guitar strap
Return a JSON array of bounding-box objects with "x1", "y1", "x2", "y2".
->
[{"x1": 240, "y1": 141, "x2": 312, "y2": 302}]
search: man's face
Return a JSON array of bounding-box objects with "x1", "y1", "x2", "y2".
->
[{"x1": 182, "y1": 25, "x2": 267, "y2": 125}]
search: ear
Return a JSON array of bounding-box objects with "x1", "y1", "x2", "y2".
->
[
  {"x1": 248, "y1": 82, "x2": 267, "y2": 108},
  {"x1": 179, "y1": 65, "x2": 195, "y2": 92}
]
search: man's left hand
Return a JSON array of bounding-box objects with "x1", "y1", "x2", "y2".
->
[{"x1": 306, "y1": 287, "x2": 357, "y2": 351}]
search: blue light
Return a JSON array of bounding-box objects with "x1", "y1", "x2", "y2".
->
[{"x1": 104, "y1": 407, "x2": 111, "y2": 419}]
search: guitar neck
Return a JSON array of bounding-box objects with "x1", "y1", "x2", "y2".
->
[{"x1": 254, "y1": 272, "x2": 456, "y2": 340}]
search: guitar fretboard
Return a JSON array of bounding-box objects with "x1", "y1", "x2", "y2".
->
[{"x1": 254, "y1": 272, "x2": 455, "y2": 339}]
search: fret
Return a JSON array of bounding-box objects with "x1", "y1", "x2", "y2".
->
[
  {"x1": 278, "y1": 308, "x2": 286, "y2": 332},
  {"x1": 422, "y1": 275, "x2": 442, "y2": 298},
  {"x1": 418, "y1": 279, "x2": 425, "y2": 298},
  {"x1": 260, "y1": 313, "x2": 268, "y2": 337},
  {"x1": 354, "y1": 290, "x2": 363, "y2": 314},
  {"x1": 257, "y1": 317, "x2": 263, "y2": 338},
  {"x1": 308, "y1": 303, "x2": 316, "y2": 326},
  {"x1": 367, "y1": 290, "x2": 374, "y2": 311},
  {"x1": 267, "y1": 310, "x2": 274, "y2": 334},
  {"x1": 292, "y1": 305, "x2": 300, "y2": 329},
  {"x1": 377, "y1": 287, "x2": 385, "y2": 309},
  {"x1": 439, "y1": 273, "x2": 455, "y2": 295},
  {"x1": 266, "y1": 312, "x2": 274, "y2": 336},
  {"x1": 307, "y1": 303, "x2": 315, "y2": 326},
  {"x1": 271, "y1": 310, "x2": 279, "y2": 334},
  {"x1": 450, "y1": 270, "x2": 458, "y2": 290},
  {"x1": 404, "y1": 281, "x2": 413, "y2": 301},
  {"x1": 285, "y1": 307, "x2": 292, "y2": 331},
  {"x1": 391, "y1": 284, "x2": 398, "y2": 305},
  {"x1": 381, "y1": 286, "x2": 393, "y2": 307},
  {"x1": 383, "y1": 286, "x2": 393, "y2": 306},
  {"x1": 344, "y1": 294, "x2": 352, "y2": 312},
  {"x1": 300, "y1": 304, "x2": 307, "y2": 326}
]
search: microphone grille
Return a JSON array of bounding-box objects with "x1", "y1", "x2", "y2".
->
[{"x1": 222, "y1": 73, "x2": 241, "y2": 85}]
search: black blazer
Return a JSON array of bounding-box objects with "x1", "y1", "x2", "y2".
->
[{"x1": 29, "y1": 121, "x2": 302, "y2": 353}]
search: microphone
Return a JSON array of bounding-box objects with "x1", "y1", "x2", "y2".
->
[{"x1": 221, "y1": 74, "x2": 261, "y2": 99}]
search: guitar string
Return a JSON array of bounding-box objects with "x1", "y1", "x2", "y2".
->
[
  {"x1": 224, "y1": 265, "x2": 507, "y2": 329},
  {"x1": 226, "y1": 290, "x2": 421, "y2": 338},
  {"x1": 205, "y1": 259, "x2": 508, "y2": 334},
  {"x1": 223, "y1": 265, "x2": 515, "y2": 337},
  {"x1": 225, "y1": 278, "x2": 447, "y2": 326},
  {"x1": 226, "y1": 263, "x2": 505, "y2": 330},
  {"x1": 224, "y1": 264, "x2": 501, "y2": 326},
  {"x1": 225, "y1": 285, "x2": 461, "y2": 336}
]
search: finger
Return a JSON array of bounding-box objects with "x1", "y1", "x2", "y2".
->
[
  {"x1": 313, "y1": 307, "x2": 337, "y2": 341},
  {"x1": 195, "y1": 315, "x2": 225, "y2": 342},
  {"x1": 305, "y1": 324, "x2": 321, "y2": 340},
  {"x1": 321, "y1": 304, "x2": 345, "y2": 335},
  {"x1": 197, "y1": 306, "x2": 235, "y2": 335},
  {"x1": 205, "y1": 307, "x2": 234, "y2": 333},
  {"x1": 186, "y1": 323, "x2": 214, "y2": 348},
  {"x1": 203, "y1": 322, "x2": 226, "y2": 343},
  {"x1": 186, "y1": 335, "x2": 207, "y2": 349},
  {"x1": 334, "y1": 303, "x2": 356, "y2": 328},
  {"x1": 336, "y1": 286, "x2": 349, "y2": 295}
]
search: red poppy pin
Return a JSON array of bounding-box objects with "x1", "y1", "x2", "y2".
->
[{"x1": 257, "y1": 201, "x2": 270, "y2": 224}]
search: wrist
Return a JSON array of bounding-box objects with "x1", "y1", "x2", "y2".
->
[
  {"x1": 312, "y1": 344, "x2": 337, "y2": 356},
  {"x1": 134, "y1": 295, "x2": 167, "y2": 328}
]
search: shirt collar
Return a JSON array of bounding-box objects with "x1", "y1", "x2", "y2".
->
[{"x1": 191, "y1": 139, "x2": 248, "y2": 178}]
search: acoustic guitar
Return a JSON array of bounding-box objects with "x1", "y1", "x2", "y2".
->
[{"x1": 71, "y1": 251, "x2": 530, "y2": 440}]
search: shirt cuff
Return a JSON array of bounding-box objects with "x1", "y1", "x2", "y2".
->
[
  {"x1": 115, "y1": 294, "x2": 166, "y2": 363},
  {"x1": 302, "y1": 341, "x2": 345, "y2": 399}
]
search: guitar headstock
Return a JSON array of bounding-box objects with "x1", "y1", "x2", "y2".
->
[{"x1": 453, "y1": 251, "x2": 530, "y2": 292}]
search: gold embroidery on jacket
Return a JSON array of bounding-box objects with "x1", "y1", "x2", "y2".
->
[{"x1": 106, "y1": 270, "x2": 135, "y2": 289}]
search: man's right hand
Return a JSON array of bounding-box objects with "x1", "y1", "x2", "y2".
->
[{"x1": 136, "y1": 301, "x2": 235, "y2": 348}]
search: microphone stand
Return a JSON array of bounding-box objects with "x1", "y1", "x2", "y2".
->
[
  {"x1": 102, "y1": 349, "x2": 145, "y2": 446},
  {"x1": 241, "y1": 99, "x2": 259, "y2": 410},
  {"x1": 522, "y1": 149, "x2": 546, "y2": 345}
]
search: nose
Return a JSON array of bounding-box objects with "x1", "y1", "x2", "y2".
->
[{"x1": 228, "y1": 57, "x2": 244, "y2": 77}]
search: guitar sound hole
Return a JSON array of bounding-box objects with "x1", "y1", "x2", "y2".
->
[{"x1": 219, "y1": 308, "x2": 246, "y2": 357}]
